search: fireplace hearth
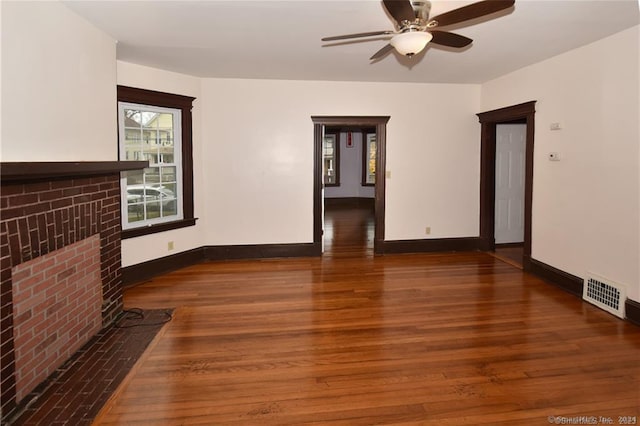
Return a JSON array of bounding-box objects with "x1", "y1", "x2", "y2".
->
[{"x1": 1, "y1": 161, "x2": 146, "y2": 420}]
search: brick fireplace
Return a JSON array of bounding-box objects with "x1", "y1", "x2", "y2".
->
[{"x1": 0, "y1": 161, "x2": 146, "y2": 419}]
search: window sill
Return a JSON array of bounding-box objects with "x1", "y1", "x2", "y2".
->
[{"x1": 121, "y1": 217, "x2": 198, "y2": 239}]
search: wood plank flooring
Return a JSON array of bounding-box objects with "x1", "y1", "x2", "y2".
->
[
  {"x1": 492, "y1": 244, "x2": 524, "y2": 269},
  {"x1": 322, "y1": 200, "x2": 374, "y2": 257},
  {"x1": 96, "y1": 205, "x2": 640, "y2": 425}
]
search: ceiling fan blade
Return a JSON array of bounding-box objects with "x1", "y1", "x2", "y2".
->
[
  {"x1": 370, "y1": 44, "x2": 395, "y2": 60},
  {"x1": 428, "y1": 0, "x2": 514, "y2": 28},
  {"x1": 383, "y1": 0, "x2": 416, "y2": 23},
  {"x1": 429, "y1": 31, "x2": 473, "y2": 48},
  {"x1": 322, "y1": 30, "x2": 393, "y2": 42}
]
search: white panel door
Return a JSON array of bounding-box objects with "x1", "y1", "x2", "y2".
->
[{"x1": 495, "y1": 124, "x2": 526, "y2": 244}]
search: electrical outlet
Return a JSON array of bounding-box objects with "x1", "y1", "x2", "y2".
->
[
  {"x1": 168, "y1": 241, "x2": 174, "y2": 251},
  {"x1": 425, "y1": 227, "x2": 431, "y2": 235}
]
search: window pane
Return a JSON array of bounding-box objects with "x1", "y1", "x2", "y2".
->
[
  {"x1": 126, "y1": 171, "x2": 144, "y2": 186},
  {"x1": 366, "y1": 134, "x2": 376, "y2": 185},
  {"x1": 160, "y1": 166, "x2": 176, "y2": 184},
  {"x1": 146, "y1": 201, "x2": 161, "y2": 219},
  {"x1": 125, "y1": 109, "x2": 142, "y2": 125},
  {"x1": 124, "y1": 131, "x2": 140, "y2": 160},
  {"x1": 161, "y1": 198, "x2": 177, "y2": 218},
  {"x1": 119, "y1": 98, "x2": 186, "y2": 232},
  {"x1": 157, "y1": 113, "x2": 174, "y2": 147},
  {"x1": 127, "y1": 204, "x2": 145, "y2": 223},
  {"x1": 323, "y1": 133, "x2": 338, "y2": 185},
  {"x1": 162, "y1": 182, "x2": 177, "y2": 196},
  {"x1": 144, "y1": 167, "x2": 160, "y2": 184}
]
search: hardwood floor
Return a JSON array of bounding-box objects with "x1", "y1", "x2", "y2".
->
[
  {"x1": 96, "y1": 208, "x2": 640, "y2": 425},
  {"x1": 323, "y1": 201, "x2": 375, "y2": 257},
  {"x1": 492, "y1": 244, "x2": 524, "y2": 269}
]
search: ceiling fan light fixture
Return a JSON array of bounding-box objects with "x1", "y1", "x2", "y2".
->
[{"x1": 390, "y1": 31, "x2": 433, "y2": 57}]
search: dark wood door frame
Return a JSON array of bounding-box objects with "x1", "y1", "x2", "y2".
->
[
  {"x1": 477, "y1": 101, "x2": 536, "y2": 268},
  {"x1": 311, "y1": 116, "x2": 390, "y2": 255}
]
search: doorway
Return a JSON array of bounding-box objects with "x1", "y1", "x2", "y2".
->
[
  {"x1": 494, "y1": 122, "x2": 526, "y2": 267},
  {"x1": 477, "y1": 101, "x2": 536, "y2": 269},
  {"x1": 311, "y1": 116, "x2": 390, "y2": 255},
  {"x1": 322, "y1": 128, "x2": 376, "y2": 256}
]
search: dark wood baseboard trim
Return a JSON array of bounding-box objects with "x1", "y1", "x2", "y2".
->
[
  {"x1": 381, "y1": 237, "x2": 481, "y2": 254},
  {"x1": 526, "y1": 258, "x2": 583, "y2": 297},
  {"x1": 525, "y1": 258, "x2": 640, "y2": 327},
  {"x1": 122, "y1": 243, "x2": 322, "y2": 287},
  {"x1": 205, "y1": 243, "x2": 320, "y2": 260},
  {"x1": 625, "y1": 299, "x2": 640, "y2": 327},
  {"x1": 122, "y1": 247, "x2": 205, "y2": 287},
  {"x1": 324, "y1": 197, "x2": 375, "y2": 208}
]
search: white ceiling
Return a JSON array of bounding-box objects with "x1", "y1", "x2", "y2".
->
[{"x1": 64, "y1": 0, "x2": 639, "y2": 84}]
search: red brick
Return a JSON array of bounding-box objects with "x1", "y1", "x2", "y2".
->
[
  {"x1": 14, "y1": 295, "x2": 47, "y2": 316},
  {"x1": 15, "y1": 311, "x2": 46, "y2": 337},
  {"x1": 2, "y1": 206, "x2": 25, "y2": 220},
  {"x1": 39, "y1": 190, "x2": 63, "y2": 202},
  {"x1": 50, "y1": 197, "x2": 73, "y2": 210},
  {"x1": 56, "y1": 265, "x2": 76, "y2": 281},
  {"x1": 45, "y1": 300, "x2": 66, "y2": 317},
  {"x1": 81, "y1": 184, "x2": 101, "y2": 194},
  {"x1": 44, "y1": 268, "x2": 72, "y2": 287},
  {"x1": 9, "y1": 193, "x2": 39, "y2": 207},
  {"x1": 36, "y1": 286, "x2": 59, "y2": 307},
  {"x1": 35, "y1": 333, "x2": 58, "y2": 352},
  {"x1": 61, "y1": 187, "x2": 82, "y2": 197},
  {"x1": 1, "y1": 184, "x2": 25, "y2": 195},
  {"x1": 25, "y1": 182, "x2": 51, "y2": 192},
  {"x1": 72, "y1": 195, "x2": 91, "y2": 204},
  {"x1": 11, "y1": 266, "x2": 32, "y2": 283},
  {"x1": 13, "y1": 332, "x2": 33, "y2": 354},
  {"x1": 23, "y1": 202, "x2": 52, "y2": 216},
  {"x1": 32, "y1": 256, "x2": 56, "y2": 273},
  {"x1": 13, "y1": 271, "x2": 45, "y2": 295}
]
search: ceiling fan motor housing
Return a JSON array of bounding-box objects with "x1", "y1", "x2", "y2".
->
[{"x1": 411, "y1": 1, "x2": 431, "y2": 22}]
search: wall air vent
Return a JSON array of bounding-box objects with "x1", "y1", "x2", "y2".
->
[{"x1": 583, "y1": 273, "x2": 626, "y2": 319}]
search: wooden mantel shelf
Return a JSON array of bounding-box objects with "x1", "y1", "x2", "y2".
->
[{"x1": 1, "y1": 161, "x2": 149, "y2": 183}]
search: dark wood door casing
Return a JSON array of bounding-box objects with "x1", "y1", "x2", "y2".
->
[
  {"x1": 477, "y1": 101, "x2": 536, "y2": 267},
  {"x1": 311, "y1": 116, "x2": 390, "y2": 255}
]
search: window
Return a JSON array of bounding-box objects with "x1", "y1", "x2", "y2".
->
[
  {"x1": 362, "y1": 131, "x2": 376, "y2": 186},
  {"x1": 117, "y1": 86, "x2": 196, "y2": 238},
  {"x1": 323, "y1": 130, "x2": 339, "y2": 186}
]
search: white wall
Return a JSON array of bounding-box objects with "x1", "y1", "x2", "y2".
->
[
  {"x1": 1, "y1": 1, "x2": 116, "y2": 161},
  {"x1": 481, "y1": 26, "x2": 640, "y2": 302},
  {"x1": 324, "y1": 131, "x2": 375, "y2": 199},
  {"x1": 201, "y1": 78, "x2": 480, "y2": 245},
  {"x1": 116, "y1": 61, "x2": 205, "y2": 267}
]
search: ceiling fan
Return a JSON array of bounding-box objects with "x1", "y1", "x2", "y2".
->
[{"x1": 322, "y1": 0, "x2": 515, "y2": 60}]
